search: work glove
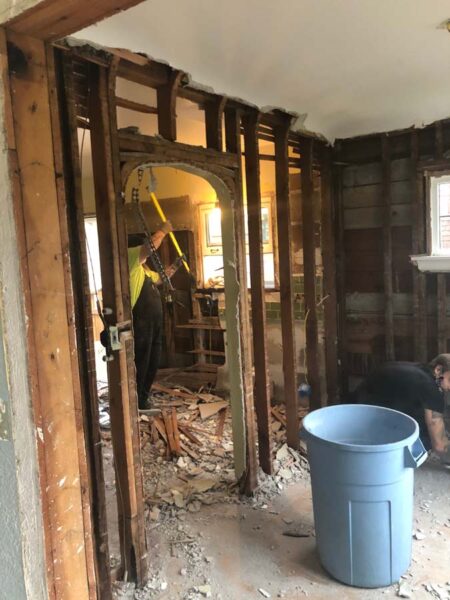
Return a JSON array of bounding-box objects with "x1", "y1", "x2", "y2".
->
[{"x1": 160, "y1": 220, "x2": 173, "y2": 235}]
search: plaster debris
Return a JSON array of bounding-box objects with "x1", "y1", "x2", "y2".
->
[
  {"x1": 397, "y1": 582, "x2": 413, "y2": 598},
  {"x1": 258, "y1": 588, "x2": 271, "y2": 598}
]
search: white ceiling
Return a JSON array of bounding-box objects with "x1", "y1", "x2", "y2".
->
[{"x1": 78, "y1": 0, "x2": 450, "y2": 141}]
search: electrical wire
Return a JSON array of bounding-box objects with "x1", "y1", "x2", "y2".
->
[{"x1": 302, "y1": 293, "x2": 330, "y2": 385}]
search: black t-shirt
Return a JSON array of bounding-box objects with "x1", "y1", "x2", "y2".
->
[{"x1": 353, "y1": 362, "x2": 445, "y2": 449}]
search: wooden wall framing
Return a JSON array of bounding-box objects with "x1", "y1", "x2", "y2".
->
[
  {"x1": 5, "y1": 30, "x2": 94, "y2": 600},
  {"x1": 3, "y1": 21, "x2": 338, "y2": 597},
  {"x1": 334, "y1": 119, "x2": 450, "y2": 392}
]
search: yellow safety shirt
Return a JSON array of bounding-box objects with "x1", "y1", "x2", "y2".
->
[{"x1": 128, "y1": 246, "x2": 160, "y2": 309}]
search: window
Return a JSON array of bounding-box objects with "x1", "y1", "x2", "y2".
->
[
  {"x1": 199, "y1": 199, "x2": 276, "y2": 288},
  {"x1": 411, "y1": 173, "x2": 450, "y2": 272},
  {"x1": 431, "y1": 174, "x2": 450, "y2": 255}
]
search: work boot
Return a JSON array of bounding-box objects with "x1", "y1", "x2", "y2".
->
[{"x1": 138, "y1": 395, "x2": 161, "y2": 417}]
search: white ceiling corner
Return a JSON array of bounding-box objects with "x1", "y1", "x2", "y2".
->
[{"x1": 77, "y1": 0, "x2": 450, "y2": 141}]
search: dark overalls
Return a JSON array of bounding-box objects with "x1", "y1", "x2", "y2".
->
[{"x1": 132, "y1": 276, "x2": 163, "y2": 408}]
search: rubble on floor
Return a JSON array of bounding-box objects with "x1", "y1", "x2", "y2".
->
[
  {"x1": 108, "y1": 381, "x2": 310, "y2": 600},
  {"x1": 138, "y1": 382, "x2": 309, "y2": 516}
]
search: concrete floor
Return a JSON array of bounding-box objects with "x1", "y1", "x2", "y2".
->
[{"x1": 130, "y1": 458, "x2": 450, "y2": 600}]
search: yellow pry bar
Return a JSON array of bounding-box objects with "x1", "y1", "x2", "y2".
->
[{"x1": 149, "y1": 191, "x2": 191, "y2": 274}]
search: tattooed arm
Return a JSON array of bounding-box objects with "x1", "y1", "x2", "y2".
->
[{"x1": 424, "y1": 408, "x2": 450, "y2": 462}]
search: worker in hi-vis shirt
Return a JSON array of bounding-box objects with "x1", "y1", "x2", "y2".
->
[{"x1": 128, "y1": 220, "x2": 179, "y2": 411}]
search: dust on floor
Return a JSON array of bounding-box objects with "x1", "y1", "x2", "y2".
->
[
  {"x1": 112, "y1": 459, "x2": 450, "y2": 599},
  {"x1": 106, "y1": 384, "x2": 450, "y2": 600}
]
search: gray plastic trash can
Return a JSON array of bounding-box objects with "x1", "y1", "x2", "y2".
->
[{"x1": 301, "y1": 404, "x2": 427, "y2": 588}]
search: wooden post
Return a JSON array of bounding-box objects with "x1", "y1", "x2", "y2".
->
[
  {"x1": 320, "y1": 145, "x2": 339, "y2": 404},
  {"x1": 332, "y1": 141, "x2": 349, "y2": 398},
  {"x1": 224, "y1": 106, "x2": 259, "y2": 492},
  {"x1": 242, "y1": 109, "x2": 273, "y2": 475},
  {"x1": 88, "y1": 62, "x2": 148, "y2": 583},
  {"x1": 301, "y1": 137, "x2": 321, "y2": 410},
  {"x1": 157, "y1": 68, "x2": 183, "y2": 141},
  {"x1": 7, "y1": 30, "x2": 91, "y2": 600},
  {"x1": 382, "y1": 135, "x2": 395, "y2": 360},
  {"x1": 274, "y1": 115, "x2": 298, "y2": 448},
  {"x1": 56, "y1": 50, "x2": 112, "y2": 598},
  {"x1": 435, "y1": 122, "x2": 447, "y2": 353},
  {"x1": 411, "y1": 131, "x2": 428, "y2": 362},
  {"x1": 205, "y1": 96, "x2": 226, "y2": 151}
]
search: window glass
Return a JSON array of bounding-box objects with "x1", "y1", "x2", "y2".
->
[{"x1": 437, "y1": 180, "x2": 450, "y2": 251}]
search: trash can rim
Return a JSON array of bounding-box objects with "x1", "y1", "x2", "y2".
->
[{"x1": 301, "y1": 404, "x2": 419, "y2": 453}]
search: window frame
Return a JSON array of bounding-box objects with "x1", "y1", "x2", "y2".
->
[
  {"x1": 429, "y1": 172, "x2": 450, "y2": 256},
  {"x1": 198, "y1": 196, "x2": 279, "y2": 288}
]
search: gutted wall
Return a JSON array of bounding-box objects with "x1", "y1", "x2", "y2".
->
[{"x1": 335, "y1": 119, "x2": 450, "y2": 391}]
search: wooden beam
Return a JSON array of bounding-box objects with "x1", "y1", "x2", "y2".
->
[
  {"x1": 48, "y1": 47, "x2": 98, "y2": 600},
  {"x1": 88, "y1": 62, "x2": 148, "y2": 584},
  {"x1": 7, "y1": 30, "x2": 91, "y2": 600},
  {"x1": 274, "y1": 115, "x2": 298, "y2": 449},
  {"x1": 118, "y1": 132, "x2": 239, "y2": 170},
  {"x1": 224, "y1": 106, "x2": 259, "y2": 493},
  {"x1": 6, "y1": 0, "x2": 144, "y2": 40},
  {"x1": 411, "y1": 130, "x2": 428, "y2": 362},
  {"x1": 242, "y1": 109, "x2": 273, "y2": 474},
  {"x1": 57, "y1": 49, "x2": 112, "y2": 599},
  {"x1": 116, "y1": 58, "x2": 173, "y2": 88},
  {"x1": 320, "y1": 145, "x2": 339, "y2": 405},
  {"x1": 301, "y1": 137, "x2": 321, "y2": 410},
  {"x1": 381, "y1": 135, "x2": 395, "y2": 360},
  {"x1": 438, "y1": 275, "x2": 447, "y2": 353},
  {"x1": 1, "y1": 28, "x2": 56, "y2": 599},
  {"x1": 116, "y1": 96, "x2": 158, "y2": 114},
  {"x1": 205, "y1": 96, "x2": 226, "y2": 151},
  {"x1": 332, "y1": 142, "x2": 348, "y2": 398},
  {"x1": 434, "y1": 122, "x2": 447, "y2": 354},
  {"x1": 157, "y1": 69, "x2": 183, "y2": 141}
]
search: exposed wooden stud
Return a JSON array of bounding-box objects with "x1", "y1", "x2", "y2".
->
[
  {"x1": 116, "y1": 96, "x2": 158, "y2": 114},
  {"x1": 49, "y1": 50, "x2": 97, "y2": 600},
  {"x1": 242, "y1": 108, "x2": 273, "y2": 475},
  {"x1": 6, "y1": 0, "x2": 144, "y2": 40},
  {"x1": 381, "y1": 135, "x2": 395, "y2": 360},
  {"x1": 274, "y1": 115, "x2": 298, "y2": 449},
  {"x1": 205, "y1": 96, "x2": 226, "y2": 151},
  {"x1": 320, "y1": 145, "x2": 339, "y2": 405},
  {"x1": 437, "y1": 275, "x2": 447, "y2": 353},
  {"x1": 434, "y1": 122, "x2": 448, "y2": 354},
  {"x1": 411, "y1": 130, "x2": 428, "y2": 362},
  {"x1": 332, "y1": 143, "x2": 349, "y2": 398},
  {"x1": 301, "y1": 137, "x2": 321, "y2": 410},
  {"x1": 157, "y1": 69, "x2": 184, "y2": 141},
  {"x1": 224, "y1": 106, "x2": 258, "y2": 493},
  {"x1": 7, "y1": 30, "x2": 91, "y2": 600},
  {"x1": 435, "y1": 121, "x2": 444, "y2": 158},
  {"x1": 88, "y1": 62, "x2": 148, "y2": 584},
  {"x1": 57, "y1": 49, "x2": 112, "y2": 599},
  {"x1": 1, "y1": 29, "x2": 55, "y2": 598}
]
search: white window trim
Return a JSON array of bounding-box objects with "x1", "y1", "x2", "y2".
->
[{"x1": 411, "y1": 173, "x2": 450, "y2": 272}]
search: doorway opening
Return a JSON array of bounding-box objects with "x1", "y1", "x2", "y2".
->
[{"x1": 121, "y1": 164, "x2": 239, "y2": 517}]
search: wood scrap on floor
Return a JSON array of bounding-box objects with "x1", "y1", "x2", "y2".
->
[{"x1": 99, "y1": 380, "x2": 312, "y2": 516}]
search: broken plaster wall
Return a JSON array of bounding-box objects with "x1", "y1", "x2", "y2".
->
[{"x1": 0, "y1": 35, "x2": 47, "y2": 600}]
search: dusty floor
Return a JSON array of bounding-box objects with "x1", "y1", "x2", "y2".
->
[{"x1": 112, "y1": 456, "x2": 450, "y2": 600}]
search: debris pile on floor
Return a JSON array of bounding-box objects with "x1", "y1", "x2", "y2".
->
[
  {"x1": 137, "y1": 382, "x2": 310, "y2": 516},
  {"x1": 107, "y1": 381, "x2": 311, "y2": 600}
]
